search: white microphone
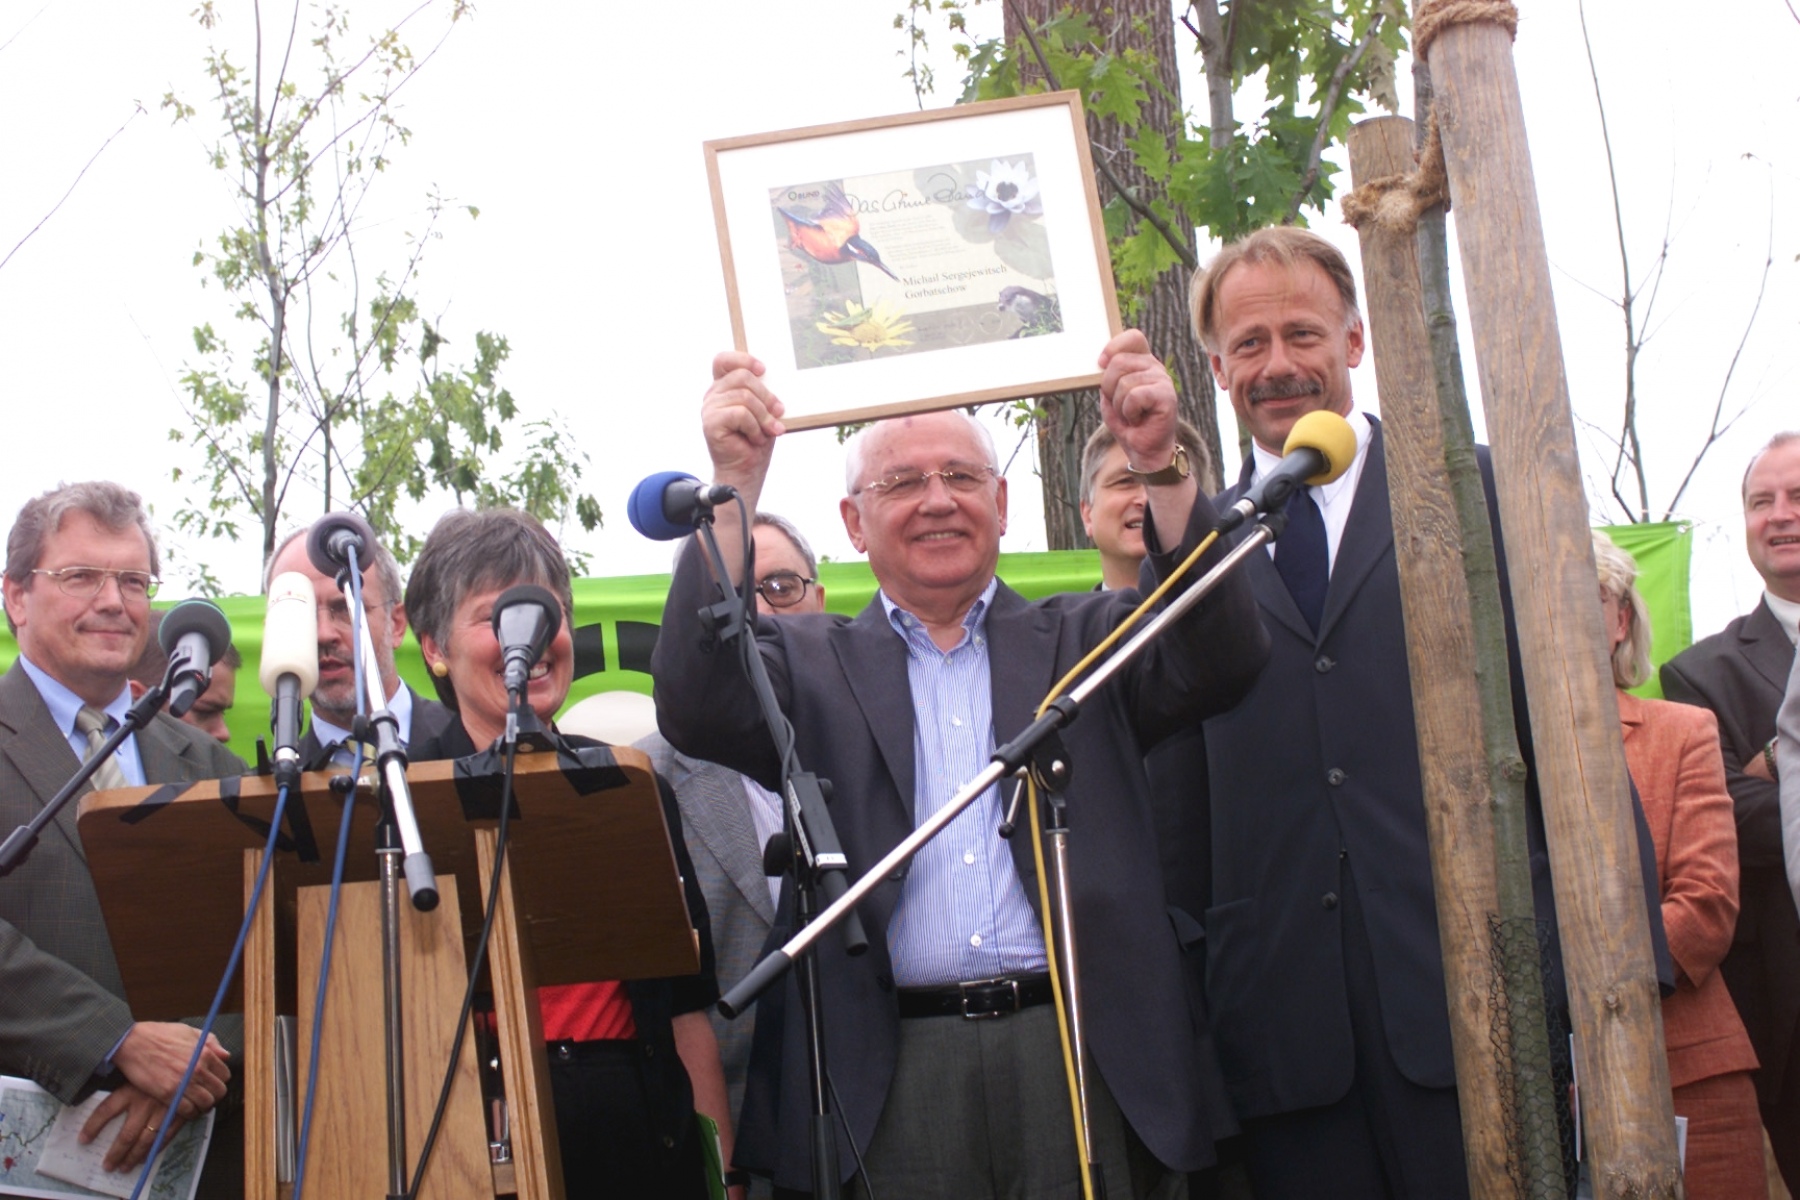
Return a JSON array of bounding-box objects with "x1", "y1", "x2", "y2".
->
[{"x1": 261, "y1": 572, "x2": 320, "y2": 788}]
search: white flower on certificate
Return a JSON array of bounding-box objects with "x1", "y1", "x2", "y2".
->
[{"x1": 966, "y1": 160, "x2": 1044, "y2": 232}]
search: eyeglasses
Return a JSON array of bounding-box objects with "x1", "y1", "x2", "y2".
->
[
  {"x1": 856, "y1": 466, "x2": 996, "y2": 502},
  {"x1": 30, "y1": 567, "x2": 159, "y2": 600},
  {"x1": 320, "y1": 597, "x2": 395, "y2": 628},
  {"x1": 755, "y1": 571, "x2": 816, "y2": 609}
]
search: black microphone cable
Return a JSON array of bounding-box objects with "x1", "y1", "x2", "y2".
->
[{"x1": 403, "y1": 697, "x2": 524, "y2": 1199}]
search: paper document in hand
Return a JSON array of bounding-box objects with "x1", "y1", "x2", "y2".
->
[{"x1": 0, "y1": 1077, "x2": 212, "y2": 1200}]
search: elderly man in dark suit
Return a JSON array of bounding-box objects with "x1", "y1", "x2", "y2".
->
[
  {"x1": 653, "y1": 336, "x2": 1267, "y2": 1198},
  {"x1": 1661, "y1": 430, "x2": 1800, "y2": 1190},
  {"x1": 264, "y1": 521, "x2": 454, "y2": 767},
  {"x1": 637, "y1": 510, "x2": 825, "y2": 1192},
  {"x1": 0, "y1": 481, "x2": 244, "y2": 1189}
]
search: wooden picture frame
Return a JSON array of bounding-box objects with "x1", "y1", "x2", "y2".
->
[{"x1": 705, "y1": 91, "x2": 1122, "y2": 432}]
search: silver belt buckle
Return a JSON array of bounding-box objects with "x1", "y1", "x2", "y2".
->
[{"x1": 959, "y1": 976, "x2": 1019, "y2": 1019}]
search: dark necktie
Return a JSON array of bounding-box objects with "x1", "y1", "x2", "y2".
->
[{"x1": 1275, "y1": 485, "x2": 1328, "y2": 634}]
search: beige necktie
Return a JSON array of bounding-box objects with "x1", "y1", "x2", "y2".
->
[{"x1": 75, "y1": 705, "x2": 129, "y2": 793}]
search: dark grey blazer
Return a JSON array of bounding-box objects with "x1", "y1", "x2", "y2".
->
[
  {"x1": 1201, "y1": 422, "x2": 1669, "y2": 1121},
  {"x1": 1661, "y1": 598, "x2": 1800, "y2": 1105},
  {"x1": 635, "y1": 731, "x2": 778, "y2": 1131},
  {"x1": 652, "y1": 495, "x2": 1268, "y2": 1189},
  {"x1": 0, "y1": 658, "x2": 246, "y2": 1101}
]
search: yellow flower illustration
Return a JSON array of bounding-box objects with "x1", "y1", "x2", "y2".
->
[{"x1": 817, "y1": 298, "x2": 915, "y2": 352}]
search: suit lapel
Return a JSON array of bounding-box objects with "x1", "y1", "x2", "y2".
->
[
  {"x1": 0, "y1": 661, "x2": 92, "y2": 861},
  {"x1": 1738, "y1": 600, "x2": 1796, "y2": 695},
  {"x1": 1616, "y1": 690, "x2": 1646, "y2": 744},
  {"x1": 1223, "y1": 457, "x2": 1313, "y2": 642},
  {"x1": 984, "y1": 583, "x2": 1059, "y2": 908},
  {"x1": 1316, "y1": 418, "x2": 1393, "y2": 645},
  {"x1": 678, "y1": 757, "x2": 778, "y2": 924},
  {"x1": 1225, "y1": 445, "x2": 1380, "y2": 646},
  {"x1": 831, "y1": 600, "x2": 917, "y2": 826},
  {"x1": 136, "y1": 714, "x2": 194, "y2": 784}
]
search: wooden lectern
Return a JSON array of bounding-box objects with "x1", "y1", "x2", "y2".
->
[{"x1": 77, "y1": 744, "x2": 700, "y2": 1200}]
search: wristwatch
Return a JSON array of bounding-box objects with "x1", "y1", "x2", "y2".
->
[{"x1": 1126, "y1": 443, "x2": 1191, "y2": 486}]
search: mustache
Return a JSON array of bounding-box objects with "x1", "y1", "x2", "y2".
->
[{"x1": 1247, "y1": 375, "x2": 1322, "y2": 405}]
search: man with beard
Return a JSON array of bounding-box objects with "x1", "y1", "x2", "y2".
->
[{"x1": 264, "y1": 521, "x2": 453, "y2": 766}]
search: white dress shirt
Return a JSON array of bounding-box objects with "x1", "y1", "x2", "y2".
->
[
  {"x1": 1249, "y1": 408, "x2": 1375, "y2": 575},
  {"x1": 312, "y1": 681, "x2": 415, "y2": 765}
]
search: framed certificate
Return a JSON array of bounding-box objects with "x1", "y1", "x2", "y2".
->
[{"x1": 705, "y1": 91, "x2": 1121, "y2": 431}]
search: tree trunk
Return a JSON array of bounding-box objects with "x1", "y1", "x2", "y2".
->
[{"x1": 1007, "y1": 0, "x2": 1224, "y2": 550}]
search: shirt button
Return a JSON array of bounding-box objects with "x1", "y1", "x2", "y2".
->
[
  {"x1": 951, "y1": 716, "x2": 963, "y2": 727},
  {"x1": 1326, "y1": 768, "x2": 1347, "y2": 786},
  {"x1": 643, "y1": 1043, "x2": 655, "y2": 1058},
  {"x1": 963, "y1": 851, "x2": 975, "y2": 865},
  {"x1": 970, "y1": 934, "x2": 983, "y2": 947},
  {"x1": 1315, "y1": 655, "x2": 1336, "y2": 673},
  {"x1": 1322, "y1": 893, "x2": 1339, "y2": 910}
]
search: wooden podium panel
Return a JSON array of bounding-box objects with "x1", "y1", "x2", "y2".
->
[
  {"x1": 295, "y1": 874, "x2": 489, "y2": 1199},
  {"x1": 76, "y1": 746, "x2": 701, "y2": 1021}
]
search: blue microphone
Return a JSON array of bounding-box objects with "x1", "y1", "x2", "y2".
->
[{"x1": 628, "y1": 472, "x2": 737, "y2": 541}]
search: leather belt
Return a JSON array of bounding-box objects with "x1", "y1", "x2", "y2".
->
[{"x1": 895, "y1": 973, "x2": 1054, "y2": 1019}]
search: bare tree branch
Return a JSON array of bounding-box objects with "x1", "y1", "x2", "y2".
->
[
  {"x1": 1662, "y1": 185, "x2": 1774, "y2": 519},
  {"x1": 1579, "y1": 0, "x2": 1648, "y2": 523},
  {"x1": 1283, "y1": 13, "x2": 1384, "y2": 225},
  {"x1": 0, "y1": 104, "x2": 143, "y2": 273}
]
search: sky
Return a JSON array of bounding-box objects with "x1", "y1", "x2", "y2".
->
[{"x1": 0, "y1": 0, "x2": 1793, "y2": 640}]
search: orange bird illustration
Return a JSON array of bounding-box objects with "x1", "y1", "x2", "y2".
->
[{"x1": 777, "y1": 183, "x2": 899, "y2": 280}]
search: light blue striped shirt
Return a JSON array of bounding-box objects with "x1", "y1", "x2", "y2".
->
[
  {"x1": 881, "y1": 580, "x2": 1049, "y2": 987},
  {"x1": 18, "y1": 654, "x2": 147, "y2": 786}
]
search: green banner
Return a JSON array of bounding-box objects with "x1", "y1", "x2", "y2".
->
[
  {"x1": 0, "y1": 550, "x2": 1107, "y2": 754},
  {"x1": 0, "y1": 525, "x2": 1694, "y2": 751},
  {"x1": 1598, "y1": 521, "x2": 1693, "y2": 701}
]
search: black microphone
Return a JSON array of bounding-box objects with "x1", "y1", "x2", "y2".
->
[
  {"x1": 492, "y1": 584, "x2": 563, "y2": 697},
  {"x1": 160, "y1": 599, "x2": 233, "y2": 719},
  {"x1": 627, "y1": 472, "x2": 738, "y2": 541},
  {"x1": 1215, "y1": 410, "x2": 1360, "y2": 534},
  {"x1": 305, "y1": 511, "x2": 378, "y2": 576}
]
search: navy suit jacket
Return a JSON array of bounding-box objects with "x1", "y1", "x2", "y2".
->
[
  {"x1": 652, "y1": 495, "x2": 1268, "y2": 1187},
  {"x1": 1201, "y1": 421, "x2": 1669, "y2": 1119},
  {"x1": 1661, "y1": 599, "x2": 1800, "y2": 1104}
]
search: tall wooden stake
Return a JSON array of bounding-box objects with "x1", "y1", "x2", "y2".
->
[
  {"x1": 1425, "y1": 19, "x2": 1680, "y2": 1197},
  {"x1": 1351, "y1": 113, "x2": 1567, "y2": 1200}
]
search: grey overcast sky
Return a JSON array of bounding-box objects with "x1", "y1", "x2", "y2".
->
[{"x1": 0, "y1": 0, "x2": 1793, "y2": 639}]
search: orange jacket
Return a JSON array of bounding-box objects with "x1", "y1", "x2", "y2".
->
[{"x1": 1618, "y1": 691, "x2": 1761, "y2": 1087}]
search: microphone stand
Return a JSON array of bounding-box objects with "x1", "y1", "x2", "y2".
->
[
  {"x1": 0, "y1": 670, "x2": 176, "y2": 874},
  {"x1": 333, "y1": 549, "x2": 432, "y2": 1200},
  {"x1": 719, "y1": 517, "x2": 1286, "y2": 1183},
  {"x1": 689, "y1": 505, "x2": 864, "y2": 1200}
]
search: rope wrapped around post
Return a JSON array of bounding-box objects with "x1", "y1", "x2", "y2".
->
[{"x1": 1338, "y1": 0, "x2": 1519, "y2": 236}]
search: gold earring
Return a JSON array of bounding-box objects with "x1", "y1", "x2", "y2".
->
[{"x1": 430, "y1": 660, "x2": 449, "y2": 678}]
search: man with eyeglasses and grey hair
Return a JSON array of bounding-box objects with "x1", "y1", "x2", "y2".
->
[
  {"x1": 0, "y1": 481, "x2": 244, "y2": 1194},
  {"x1": 263, "y1": 519, "x2": 454, "y2": 769},
  {"x1": 637, "y1": 511, "x2": 827, "y2": 1194},
  {"x1": 653, "y1": 335, "x2": 1269, "y2": 1198}
]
